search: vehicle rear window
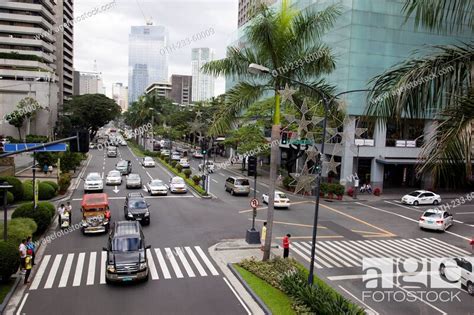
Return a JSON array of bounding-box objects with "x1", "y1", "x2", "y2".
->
[
  {"x1": 236, "y1": 179, "x2": 249, "y2": 186},
  {"x1": 423, "y1": 211, "x2": 441, "y2": 218},
  {"x1": 112, "y1": 237, "x2": 141, "y2": 252}
]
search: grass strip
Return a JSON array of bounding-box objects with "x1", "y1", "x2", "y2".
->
[{"x1": 0, "y1": 279, "x2": 15, "y2": 305}]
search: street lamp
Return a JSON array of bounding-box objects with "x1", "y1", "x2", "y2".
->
[
  {"x1": 149, "y1": 107, "x2": 154, "y2": 152},
  {"x1": 249, "y1": 63, "x2": 374, "y2": 284},
  {"x1": 0, "y1": 181, "x2": 13, "y2": 241}
]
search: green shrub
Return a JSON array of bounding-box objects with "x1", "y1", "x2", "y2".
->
[
  {"x1": 12, "y1": 202, "x2": 53, "y2": 234},
  {"x1": 319, "y1": 183, "x2": 328, "y2": 195},
  {"x1": 22, "y1": 182, "x2": 33, "y2": 201},
  {"x1": 183, "y1": 169, "x2": 192, "y2": 179},
  {"x1": 0, "y1": 191, "x2": 14, "y2": 205},
  {"x1": 42, "y1": 181, "x2": 59, "y2": 192},
  {"x1": 192, "y1": 175, "x2": 201, "y2": 185},
  {"x1": 0, "y1": 176, "x2": 23, "y2": 201},
  {"x1": 176, "y1": 164, "x2": 183, "y2": 173},
  {"x1": 0, "y1": 241, "x2": 19, "y2": 282},
  {"x1": 238, "y1": 257, "x2": 298, "y2": 290},
  {"x1": 38, "y1": 201, "x2": 55, "y2": 218},
  {"x1": 155, "y1": 152, "x2": 162, "y2": 158},
  {"x1": 25, "y1": 134, "x2": 48, "y2": 143},
  {"x1": 58, "y1": 173, "x2": 72, "y2": 193},
  {"x1": 0, "y1": 218, "x2": 37, "y2": 245},
  {"x1": 38, "y1": 182, "x2": 56, "y2": 200},
  {"x1": 282, "y1": 176, "x2": 293, "y2": 189},
  {"x1": 333, "y1": 184, "x2": 345, "y2": 196},
  {"x1": 170, "y1": 161, "x2": 177, "y2": 168}
]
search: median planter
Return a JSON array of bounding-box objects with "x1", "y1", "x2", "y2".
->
[{"x1": 192, "y1": 175, "x2": 201, "y2": 185}]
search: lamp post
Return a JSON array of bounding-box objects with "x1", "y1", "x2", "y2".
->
[
  {"x1": 1, "y1": 181, "x2": 13, "y2": 241},
  {"x1": 248, "y1": 62, "x2": 374, "y2": 284},
  {"x1": 149, "y1": 108, "x2": 154, "y2": 151}
]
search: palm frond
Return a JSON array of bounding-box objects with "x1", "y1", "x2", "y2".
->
[{"x1": 402, "y1": 0, "x2": 474, "y2": 33}]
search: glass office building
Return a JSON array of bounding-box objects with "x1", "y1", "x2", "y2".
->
[{"x1": 128, "y1": 23, "x2": 168, "y2": 104}]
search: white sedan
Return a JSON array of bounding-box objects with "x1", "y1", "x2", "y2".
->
[
  {"x1": 262, "y1": 191, "x2": 291, "y2": 208},
  {"x1": 179, "y1": 158, "x2": 190, "y2": 168},
  {"x1": 401, "y1": 190, "x2": 441, "y2": 206},
  {"x1": 146, "y1": 179, "x2": 168, "y2": 196},
  {"x1": 169, "y1": 177, "x2": 187, "y2": 193},
  {"x1": 193, "y1": 151, "x2": 204, "y2": 159},
  {"x1": 419, "y1": 209, "x2": 453, "y2": 231},
  {"x1": 439, "y1": 257, "x2": 474, "y2": 295},
  {"x1": 106, "y1": 170, "x2": 122, "y2": 185},
  {"x1": 141, "y1": 156, "x2": 155, "y2": 167}
]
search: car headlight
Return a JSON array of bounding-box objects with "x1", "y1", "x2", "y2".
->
[
  {"x1": 128, "y1": 213, "x2": 133, "y2": 218},
  {"x1": 107, "y1": 265, "x2": 115, "y2": 273},
  {"x1": 82, "y1": 220, "x2": 88, "y2": 227},
  {"x1": 144, "y1": 211, "x2": 150, "y2": 217},
  {"x1": 139, "y1": 263, "x2": 147, "y2": 270}
]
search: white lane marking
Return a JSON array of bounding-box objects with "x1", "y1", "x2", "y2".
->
[
  {"x1": 455, "y1": 212, "x2": 474, "y2": 215},
  {"x1": 218, "y1": 173, "x2": 225, "y2": 177},
  {"x1": 300, "y1": 242, "x2": 341, "y2": 268},
  {"x1": 16, "y1": 293, "x2": 29, "y2": 315},
  {"x1": 100, "y1": 251, "x2": 107, "y2": 284},
  {"x1": 58, "y1": 253, "x2": 74, "y2": 288},
  {"x1": 384, "y1": 200, "x2": 422, "y2": 213},
  {"x1": 194, "y1": 246, "x2": 219, "y2": 276},
  {"x1": 290, "y1": 243, "x2": 323, "y2": 269},
  {"x1": 426, "y1": 237, "x2": 472, "y2": 255},
  {"x1": 165, "y1": 248, "x2": 183, "y2": 278},
  {"x1": 328, "y1": 241, "x2": 364, "y2": 262},
  {"x1": 318, "y1": 241, "x2": 357, "y2": 267},
  {"x1": 30, "y1": 254, "x2": 51, "y2": 290},
  {"x1": 338, "y1": 285, "x2": 379, "y2": 315},
  {"x1": 211, "y1": 179, "x2": 218, "y2": 183},
  {"x1": 73, "y1": 252, "x2": 85, "y2": 287},
  {"x1": 44, "y1": 254, "x2": 63, "y2": 289},
  {"x1": 223, "y1": 277, "x2": 252, "y2": 315},
  {"x1": 175, "y1": 247, "x2": 195, "y2": 277},
  {"x1": 146, "y1": 248, "x2": 159, "y2": 280},
  {"x1": 71, "y1": 195, "x2": 194, "y2": 201},
  {"x1": 412, "y1": 238, "x2": 463, "y2": 257},
  {"x1": 453, "y1": 219, "x2": 464, "y2": 224},
  {"x1": 86, "y1": 252, "x2": 97, "y2": 285},
  {"x1": 146, "y1": 171, "x2": 153, "y2": 180},
  {"x1": 185, "y1": 247, "x2": 207, "y2": 277},
  {"x1": 293, "y1": 242, "x2": 329, "y2": 268},
  {"x1": 155, "y1": 248, "x2": 171, "y2": 279}
]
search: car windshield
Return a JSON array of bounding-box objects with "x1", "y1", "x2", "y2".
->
[
  {"x1": 151, "y1": 180, "x2": 164, "y2": 186},
  {"x1": 144, "y1": 157, "x2": 153, "y2": 161},
  {"x1": 129, "y1": 199, "x2": 147, "y2": 209},
  {"x1": 117, "y1": 161, "x2": 127, "y2": 167},
  {"x1": 108, "y1": 171, "x2": 120, "y2": 177},
  {"x1": 423, "y1": 211, "x2": 442, "y2": 218},
  {"x1": 277, "y1": 193, "x2": 288, "y2": 199},
  {"x1": 112, "y1": 237, "x2": 141, "y2": 252},
  {"x1": 408, "y1": 191, "x2": 421, "y2": 197},
  {"x1": 236, "y1": 179, "x2": 249, "y2": 185},
  {"x1": 87, "y1": 174, "x2": 101, "y2": 181},
  {"x1": 171, "y1": 178, "x2": 184, "y2": 184},
  {"x1": 128, "y1": 174, "x2": 140, "y2": 180}
]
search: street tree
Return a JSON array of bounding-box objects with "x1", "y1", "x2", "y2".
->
[{"x1": 6, "y1": 97, "x2": 42, "y2": 141}]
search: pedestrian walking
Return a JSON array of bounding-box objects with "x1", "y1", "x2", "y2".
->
[
  {"x1": 66, "y1": 201, "x2": 72, "y2": 216},
  {"x1": 43, "y1": 164, "x2": 48, "y2": 175},
  {"x1": 260, "y1": 222, "x2": 267, "y2": 251},
  {"x1": 48, "y1": 165, "x2": 53, "y2": 175},
  {"x1": 26, "y1": 236, "x2": 36, "y2": 266},
  {"x1": 57, "y1": 203, "x2": 66, "y2": 226},
  {"x1": 282, "y1": 234, "x2": 291, "y2": 258},
  {"x1": 24, "y1": 249, "x2": 33, "y2": 284},
  {"x1": 19, "y1": 239, "x2": 27, "y2": 274}
]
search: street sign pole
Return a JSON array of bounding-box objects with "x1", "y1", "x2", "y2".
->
[{"x1": 32, "y1": 152, "x2": 36, "y2": 210}]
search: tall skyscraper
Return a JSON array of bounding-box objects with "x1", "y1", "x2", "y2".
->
[
  {"x1": 55, "y1": 0, "x2": 74, "y2": 104},
  {"x1": 170, "y1": 75, "x2": 192, "y2": 105},
  {"x1": 238, "y1": 0, "x2": 277, "y2": 27},
  {"x1": 128, "y1": 22, "x2": 168, "y2": 104},
  {"x1": 112, "y1": 83, "x2": 129, "y2": 112},
  {"x1": 76, "y1": 71, "x2": 105, "y2": 96},
  {"x1": 191, "y1": 48, "x2": 215, "y2": 102}
]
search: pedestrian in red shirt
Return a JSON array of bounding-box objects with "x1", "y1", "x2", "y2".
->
[{"x1": 282, "y1": 234, "x2": 291, "y2": 258}]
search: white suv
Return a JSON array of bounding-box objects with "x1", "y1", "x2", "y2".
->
[
  {"x1": 84, "y1": 172, "x2": 104, "y2": 192},
  {"x1": 439, "y1": 257, "x2": 474, "y2": 295}
]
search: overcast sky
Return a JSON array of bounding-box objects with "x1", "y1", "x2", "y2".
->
[{"x1": 73, "y1": 0, "x2": 239, "y2": 97}]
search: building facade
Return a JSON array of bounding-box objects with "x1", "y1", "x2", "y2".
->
[
  {"x1": 191, "y1": 48, "x2": 215, "y2": 102},
  {"x1": 76, "y1": 71, "x2": 105, "y2": 96},
  {"x1": 145, "y1": 82, "x2": 172, "y2": 99},
  {"x1": 128, "y1": 22, "x2": 168, "y2": 105},
  {"x1": 170, "y1": 75, "x2": 192, "y2": 105},
  {"x1": 238, "y1": 0, "x2": 277, "y2": 27},
  {"x1": 112, "y1": 83, "x2": 128, "y2": 112},
  {"x1": 0, "y1": 0, "x2": 61, "y2": 139}
]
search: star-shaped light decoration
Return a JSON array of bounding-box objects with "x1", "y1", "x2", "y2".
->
[
  {"x1": 283, "y1": 114, "x2": 296, "y2": 124},
  {"x1": 336, "y1": 98, "x2": 348, "y2": 112},
  {"x1": 299, "y1": 98, "x2": 310, "y2": 115},
  {"x1": 297, "y1": 115, "x2": 312, "y2": 134},
  {"x1": 195, "y1": 110, "x2": 202, "y2": 118},
  {"x1": 323, "y1": 156, "x2": 341, "y2": 175},
  {"x1": 304, "y1": 145, "x2": 319, "y2": 163},
  {"x1": 190, "y1": 121, "x2": 203, "y2": 133},
  {"x1": 197, "y1": 134, "x2": 204, "y2": 142},
  {"x1": 311, "y1": 116, "x2": 324, "y2": 126},
  {"x1": 289, "y1": 171, "x2": 317, "y2": 195},
  {"x1": 279, "y1": 84, "x2": 297, "y2": 104}
]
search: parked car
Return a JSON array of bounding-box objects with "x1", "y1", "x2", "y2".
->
[
  {"x1": 126, "y1": 173, "x2": 142, "y2": 189},
  {"x1": 124, "y1": 192, "x2": 150, "y2": 225},
  {"x1": 160, "y1": 149, "x2": 170, "y2": 157},
  {"x1": 402, "y1": 190, "x2": 441, "y2": 206},
  {"x1": 225, "y1": 177, "x2": 250, "y2": 196},
  {"x1": 106, "y1": 170, "x2": 122, "y2": 185},
  {"x1": 120, "y1": 140, "x2": 127, "y2": 146},
  {"x1": 419, "y1": 209, "x2": 453, "y2": 231},
  {"x1": 193, "y1": 151, "x2": 204, "y2": 159},
  {"x1": 198, "y1": 161, "x2": 214, "y2": 173},
  {"x1": 141, "y1": 156, "x2": 155, "y2": 167},
  {"x1": 169, "y1": 176, "x2": 187, "y2": 193},
  {"x1": 262, "y1": 191, "x2": 291, "y2": 208},
  {"x1": 104, "y1": 221, "x2": 150, "y2": 283},
  {"x1": 107, "y1": 146, "x2": 118, "y2": 157},
  {"x1": 171, "y1": 152, "x2": 181, "y2": 161},
  {"x1": 439, "y1": 257, "x2": 474, "y2": 295},
  {"x1": 179, "y1": 158, "x2": 190, "y2": 168},
  {"x1": 146, "y1": 179, "x2": 168, "y2": 196},
  {"x1": 116, "y1": 160, "x2": 132, "y2": 175},
  {"x1": 83, "y1": 172, "x2": 103, "y2": 192}
]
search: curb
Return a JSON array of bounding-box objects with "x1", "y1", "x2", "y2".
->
[
  {"x1": 227, "y1": 263, "x2": 271, "y2": 315},
  {"x1": 0, "y1": 276, "x2": 21, "y2": 314}
]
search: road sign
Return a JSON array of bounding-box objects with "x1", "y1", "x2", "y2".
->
[
  {"x1": 289, "y1": 139, "x2": 313, "y2": 145},
  {"x1": 4, "y1": 143, "x2": 67, "y2": 152},
  {"x1": 250, "y1": 198, "x2": 259, "y2": 208}
]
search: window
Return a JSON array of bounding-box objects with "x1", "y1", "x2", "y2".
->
[
  {"x1": 236, "y1": 179, "x2": 249, "y2": 185},
  {"x1": 386, "y1": 119, "x2": 425, "y2": 147}
]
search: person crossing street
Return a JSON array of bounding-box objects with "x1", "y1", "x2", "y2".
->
[{"x1": 282, "y1": 234, "x2": 291, "y2": 258}]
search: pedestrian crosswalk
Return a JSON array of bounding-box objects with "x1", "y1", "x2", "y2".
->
[
  {"x1": 292, "y1": 238, "x2": 472, "y2": 269},
  {"x1": 29, "y1": 245, "x2": 219, "y2": 290}
]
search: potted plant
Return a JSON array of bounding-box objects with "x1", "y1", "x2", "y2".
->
[
  {"x1": 334, "y1": 184, "x2": 344, "y2": 200},
  {"x1": 347, "y1": 186, "x2": 354, "y2": 197},
  {"x1": 319, "y1": 183, "x2": 327, "y2": 197},
  {"x1": 183, "y1": 169, "x2": 192, "y2": 179},
  {"x1": 373, "y1": 187, "x2": 381, "y2": 196},
  {"x1": 327, "y1": 183, "x2": 335, "y2": 199}
]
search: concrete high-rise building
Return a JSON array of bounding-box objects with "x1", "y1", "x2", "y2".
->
[
  {"x1": 238, "y1": 0, "x2": 277, "y2": 27},
  {"x1": 77, "y1": 71, "x2": 105, "y2": 96},
  {"x1": 112, "y1": 83, "x2": 129, "y2": 112},
  {"x1": 170, "y1": 75, "x2": 192, "y2": 105},
  {"x1": 145, "y1": 82, "x2": 172, "y2": 99},
  {"x1": 55, "y1": 0, "x2": 74, "y2": 105},
  {"x1": 128, "y1": 22, "x2": 168, "y2": 104},
  {"x1": 191, "y1": 48, "x2": 215, "y2": 102},
  {"x1": 0, "y1": 0, "x2": 60, "y2": 138}
]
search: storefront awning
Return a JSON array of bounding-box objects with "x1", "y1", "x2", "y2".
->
[{"x1": 376, "y1": 158, "x2": 423, "y2": 165}]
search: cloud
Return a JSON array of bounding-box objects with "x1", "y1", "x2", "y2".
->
[{"x1": 74, "y1": 0, "x2": 238, "y2": 98}]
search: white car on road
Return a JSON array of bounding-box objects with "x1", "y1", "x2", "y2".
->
[
  {"x1": 401, "y1": 190, "x2": 441, "y2": 206},
  {"x1": 141, "y1": 156, "x2": 155, "y2": 167},
  {"x1": 169, "y1": 177, "x2": 187, "y2": 193},
  {"x1": 171, "y1": 152, "x2": 181, "y2": 161},
  {"x1": 198, "y1": 161, "x2": 214, "y2": 173},
  {"x1": 262, "y1": 191, "x2": 291, "y2": 208},
  {"x1": 84, "y1": 172, "x2": 103, "y2": 192},
  {"x1": 439, "y1": 257, "x2": 474, "y2": 295},
  {"x1": 418, "y1": 209, "x2": 453, "y2": 231},
  {"x1": 161, "y1": 149, "x2": 170, "y2": 157},
  {"x1": 106, "y1": 170, "x2": 122, "y2": 185},
  {"x1": 179, "y1": 158, "x2": 190, "y2": 168},
  {"x1": 146, "y1": 179, "x2": 168, "y2": 196},
  {"x1": 193, "y1": 151, "x2": 204, "y2": 159}
]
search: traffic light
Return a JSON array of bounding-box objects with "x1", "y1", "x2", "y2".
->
[
  {"x1": 281, "y1": 131, "x2": 288, "y2": 145},
  {"x1": 247, "y1": 156, "x2": 257, "y2": 177},
  {"x1": 201, "y1": 148, "x2": 207, "y2": 155},
  {"x1": 69, "y1": 130, "x2": 89, "y2": 153}
]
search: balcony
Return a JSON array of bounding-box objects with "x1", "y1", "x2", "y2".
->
[
  {"x1": 0, "y1": 49, "x2": 55, "y2": 64},
  {"x1": 0, "y1": 13, "x2": 53, "y2": 31},
  {"x1": 0, "y1": 36, "x2": 55, "y2": 53}
]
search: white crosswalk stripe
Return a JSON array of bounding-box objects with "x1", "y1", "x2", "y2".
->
[
  {"x1": 27, "y1": 246, "x2": 219, "y2": 290},
  {"x1": 291, "y1": 238, "x2": 471, "y2": 270}
]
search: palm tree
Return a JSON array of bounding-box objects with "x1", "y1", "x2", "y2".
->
[
  {"x1": 366, "y1": 0, "x2": 473, "y2": 187},
  {"x1": 202, "y1": 0, "x2": 341, "y2": 260}
]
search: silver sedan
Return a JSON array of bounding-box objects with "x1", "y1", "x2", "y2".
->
[
  {"x1": 146, "y1": 179, "x2": 168, "y2": 196},
  {"x1": 126, "y1": 173, "x2": 142, "y2": 189}
]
